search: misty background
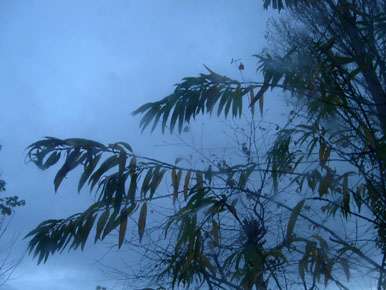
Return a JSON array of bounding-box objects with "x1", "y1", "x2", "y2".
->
[{"x1": 0, "y1": 1, "x2": 267, "y2": 289}]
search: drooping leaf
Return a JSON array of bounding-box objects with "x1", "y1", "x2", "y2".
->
[
  {"x1": 319, "y1": 139, "x2": 331, "y2": 167},
  {"x1": 342, "y1": 174, "x2": 350, "y2": 218},
  {"x1": 259, "y1": 94, "x2": 264, "y2": 116},
  {"x1": 287, "y1": 200, "x2": 305, "y2": 240},
  {"x1": 183, "y1": 171, "x2": 191, "y2": 200},
  {"x1": 95, "y1": 209, "x2": 110, "y2": 242},
  {"x1": 128, "y1": 172, "x2": 138, "y2": 204},
  {"x1": 318, "y1": 171, "x2": 333, "y2": 197},
  {"x1": 171, "y1": 169, "x2": 181, "y2": 203},
  {"x1": 211, "y1": 220, "x2": 220, "y2": 246},
  {"x1": 138, "y1": 202, "x2": 147, "y2": 242},
  {"x1": 43, "y1": 152, "x2": 61, "y2": 169},
  {"x1": 118, "y1": 211, "x2": 128, "y2": 248},
  {"x1": 102, "y1": 211, "x2": 119, "y2": 239},
  {"x1": 78, "y1": 154, "x2": 102, "y2": 192},
  {"x1": 89, "y1": 155, "x2": 119, "y2": 191},
  {"x1": 141, "y1": 168, "x2": 154, "y2": 197},
  {"x1": 149, "y1": 167, "x2": 166, "y2": 198},
  {"x1": 115, "y1": 142, "x2": 133, "y2": 153},
  {"x1": 54, "y1": 149, "x2": 82, "y2": 192}
]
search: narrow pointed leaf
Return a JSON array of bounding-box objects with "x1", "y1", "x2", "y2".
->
[
  {"x1": 118, "y1": 212, "x2": 128, "y2": 248},
  {"x1": 138, "y1": 202, "x2": 147, "y2": 242},
  {"x1": 287, "y1": 200, "x2": 305, "y2": 240}
]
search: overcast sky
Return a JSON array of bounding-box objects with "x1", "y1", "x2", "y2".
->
[{"x1": 0, "y1": 1, "x2": 268, "y2": 289}]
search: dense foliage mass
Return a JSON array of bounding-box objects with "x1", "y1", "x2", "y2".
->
[{"x1": 25, "y1": 1, "x2": 386, "y2": 289}]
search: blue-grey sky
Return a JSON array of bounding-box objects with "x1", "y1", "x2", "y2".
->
[{"x1": 0, "y1": 1, "x2": 267, "y2": 289}]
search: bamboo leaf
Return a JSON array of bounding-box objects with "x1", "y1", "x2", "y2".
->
[
  {"x1": 43, "y1": 152, "x2": 61, "y2": 169},
  {"x1": 138, "y1": 202, "x2": 147, "y2": 242},
  {"x1": 342, "y1": 174, "x2": 350, "y2": 218},
  {"x1": 89, "y1": 155, "x2": 119, "y2": 191},
  {"x1": 319, "y1": 139, "x2": 331, "y2": 167},
  {"x1": 102, "y1": 211, "x2": 119, "y2": 239},
  {"x1": 171, "y1": 169, "x2": 181, "y2": 203},
  {"x1": 78, "y1": 154, "x2": 102, "y2": 192},
  {"x1": 54, "y1": 149, "x2": 81, "y2": 191},
  {"x1": 141, "y1": 168, "x2": 154, "y2": 197},
  {"x1": 95, "y1": 210, "x2": 109, "y2": 242},
  {"x1": 149, "y1": 167, "x2": 166, "y2": 198},
  {"x1": 196, "y1": 172, "x2": 204, "y2": 194},
  {"x1": 128, "y1": 172, "x2": 138, "y2": 204},
  {"x1": 183, "y1": 171, "x2": 191, "y2": 200},
  {"x1": 118, "y1": 212, "x2": 128, "y2": 248},
  {"x1": 318, "y1": 172, "x2": 332, "y2": 197},
  {"x1": 259, "y1": 94, "x2": 264, "y2": 116},
  {"x1": 115, "y1": 142, "x2": 133, "y2": 153},
  {"x1": 211, "y1": 220, "x2": 220, "y2": 246},
  {"x1": 287, "y1": 200, "x2": 305, "y2": 240}
]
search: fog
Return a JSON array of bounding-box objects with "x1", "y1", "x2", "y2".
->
[{"x1": 0, "y1": 1, "x2": 266, "y2": 289}]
